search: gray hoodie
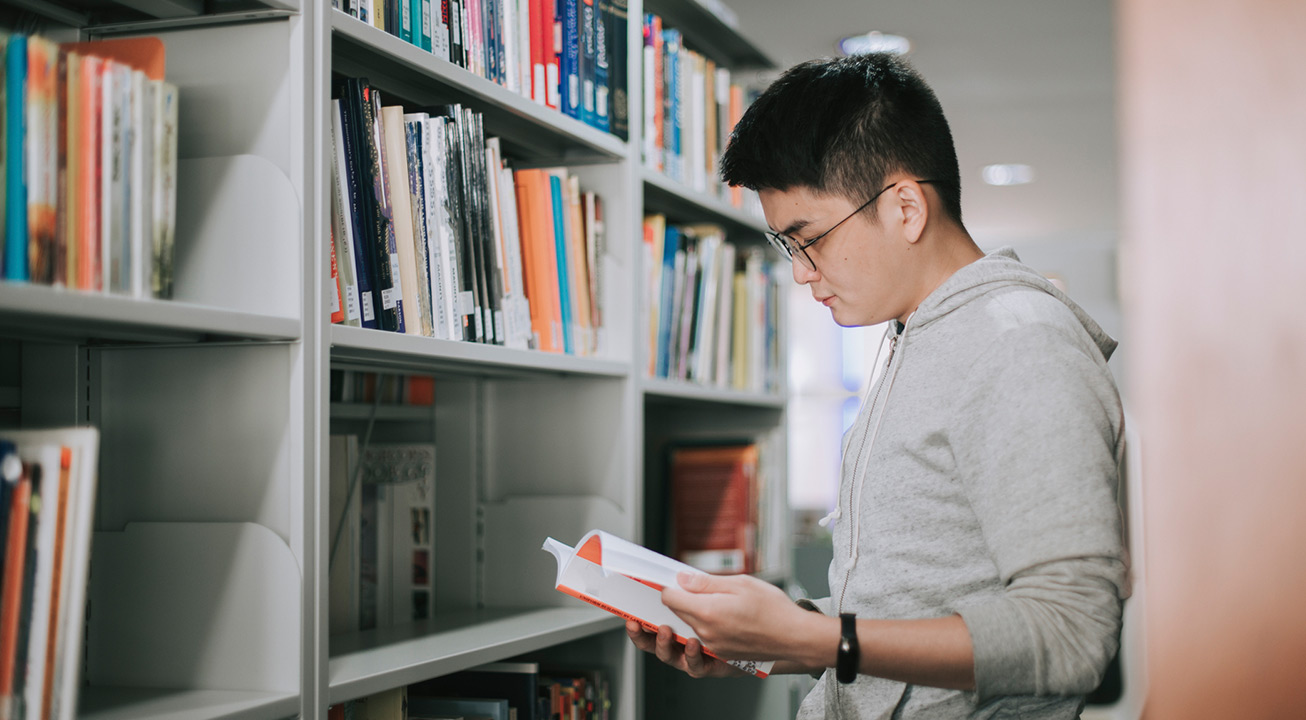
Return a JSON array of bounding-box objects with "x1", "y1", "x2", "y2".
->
[{"x1": 797, "y1": 248, "x2": 1129, "y2": 719}]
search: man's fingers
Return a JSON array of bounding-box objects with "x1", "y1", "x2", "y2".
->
[{"x1": 626, "y1": 621, "x2": 655, "y2": 654}]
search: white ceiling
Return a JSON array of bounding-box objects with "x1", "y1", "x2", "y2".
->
[{"x1": 726, "y1": 0, "x2": 1117, "y2": 248}]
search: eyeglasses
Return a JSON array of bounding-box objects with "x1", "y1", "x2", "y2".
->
[{"x1": 765, "y1": 180, "x2": 939, "y2": 272}]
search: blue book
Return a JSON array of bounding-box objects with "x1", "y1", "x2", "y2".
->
[
  {"x1": 560, "y1": 0, "x2": 580, "y2": 119},
  {"x1": 419, "y1": 0, "x2": 433, "y2": 51},
  {"x1": 662, "y1": 28, "x2": 681, "y2": 181},
  {"x1": 549, "y1": 173, "x2": 574, "y2": 354},
  {"x1": 655, "y1": 225, "x2": 679, "y2": 377},
  {"x1": 579, "y1": 0, "x2": 596, "y2": 127},
  {"x1": 399, "y1": 0, "x2": 413, "y2": 44},
  {"x1": 593, "y1": 0, "x2": 610, "y2": 133},
  {"x1": 5, "y1": 35, "x2": 28, "y2": 282}
]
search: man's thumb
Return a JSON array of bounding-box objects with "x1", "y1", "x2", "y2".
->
[{"x1": 677, "y1": 571, "x2": 713, "y2": 593}]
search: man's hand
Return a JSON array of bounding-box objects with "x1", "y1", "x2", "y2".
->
[
  {"x1": 661, "y1": 571, "x2": 812, "y2": 661},
  {"x1": 624, "y1": 621, "x2": 746, "y2": 679}
]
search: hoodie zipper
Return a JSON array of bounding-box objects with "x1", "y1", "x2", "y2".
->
[{"x1": 835, "y1": 325, "x2": 902, "y2": 612}]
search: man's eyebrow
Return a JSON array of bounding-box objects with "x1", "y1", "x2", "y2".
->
[{"x1": 773, "y1": 218, "x2": 812, "y2": 237}]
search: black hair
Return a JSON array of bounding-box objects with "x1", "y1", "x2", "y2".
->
[{"x1": 720, "y1": 53, "x2": 963, "y2": 224}]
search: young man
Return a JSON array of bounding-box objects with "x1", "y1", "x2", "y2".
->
[{"x1": 626, "y1": 53, "x2": 1129, "y2": 718}]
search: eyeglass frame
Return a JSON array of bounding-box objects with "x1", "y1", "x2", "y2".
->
[{"x1": 765, "y1": 179, "x2": 941, "y2": 272}]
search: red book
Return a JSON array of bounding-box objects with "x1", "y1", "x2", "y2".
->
[
  {"x1": 529, "y1": 0, "x2": 545, "y2": 103},
  {"x1": 544, "y1": 0, "x2": 560, "y2": 109},
  {"x1": 0, "y1": 464, "x2": 33, "y2": 713},
  {"x1": 669, "y1": 443, "x2": 759, "y2": 574}
]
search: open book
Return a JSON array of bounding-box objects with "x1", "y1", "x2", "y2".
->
[{"x1": 542, "y1": 529, "x2": 773, "y2": 677}]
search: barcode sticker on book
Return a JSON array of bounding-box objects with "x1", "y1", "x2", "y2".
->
[
  {"x1": 361, "y1": 292, "x2": 376, "y2": 322},
  {"x1": 380, "y1": 287, "x2": 398, "y2": 310}
]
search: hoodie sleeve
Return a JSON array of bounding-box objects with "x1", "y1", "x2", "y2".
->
[{"x1": 949, "y1": 321, "x2": 1128, "y2": 699}]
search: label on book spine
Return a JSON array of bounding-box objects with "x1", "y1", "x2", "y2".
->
[{"x1": 361, "y1": 292, "x2": 376, "y2": 322}]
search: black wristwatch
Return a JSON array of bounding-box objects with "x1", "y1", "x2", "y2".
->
[{"x1": 836, "y1": 612, "x2": 859, "y2": 684}]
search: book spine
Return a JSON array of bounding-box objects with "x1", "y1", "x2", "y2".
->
[
  {"x1": 420, "y1": 0, "x2": 433, "y2": 51},
  {"x1": 330, "y1": 99, "x2": 363, "y2": 326},
  {"x1": 560, "y1": 0, "x2": 580, "y2": 119},
  {"x1": 545, "y1": 0, "x2": 560, "y2": 109},
  {"x1": 432, "y1": 119, "x2": 464, "y2": 341},
  {"x1": 416, "y1": 116, "x2": 449, "y2": 340},
  {"x1": 593, "y1": 0, "x2": 609, "y2": 133},
  {"x1": 26, "y1": 37, "x2": 58, "y2": 286},
  {"x1": 403, "y1": 116, "x2": 435, "y2": 336},
  {"x1": 548, "y1": 172, "x2": 573, "y2": 354},
  {"x1": 359, "y1": 82, "x2": 404, "y2": 332},
  {"x1": 338, "y1": 84, "x2": 379, "y2": 328},
  {"x1": 608, "y1": 0, "x2": 626, "y2": 140},
  {"x1": 433, "y1": 0, "x2": 451, "y2": 61},
  {"x1": 579, "y1": 0, "x2": 596, "y2": 128},
  {"x1": 5, "y1": 36, "x2": 28, "y2": 281},
  {"x1": 448, "y1": 0, "x2": 466, "y2": 67},
  {"x1": 380, "y1": 105, "x2": 421, "y2": 335}
]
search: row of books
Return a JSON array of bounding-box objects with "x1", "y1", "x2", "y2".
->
[
  {"x1": 0, "y1": 427, "x2": 100, "y2": 720},
  {"x1": 329, "y1": 437, "x2": 436, "y2": 635},
  {"x1": 333, "y1": 0, "x2": 630, "y2": 140},
  {"x1": 641, "y1": 13, "x2": 749, "y2": 205},
  {"x1": 331, "y1": 662, "x2": 610, "y2": 720},
  {"x1": 668, "y1": 439, "x2": 779, "y2": 576},
  {"x1": 0, "y1": 34, "x2": 179, "y2": 298},
  {"x1": 644, "y1": 216, "x2": 781, "y2": 393},
  {"x1": 331, "y1": 370, "x2": 437, "y2": 406},
  {"x1": 330, "y1": 78, "x2": 607, "y2": 356}
]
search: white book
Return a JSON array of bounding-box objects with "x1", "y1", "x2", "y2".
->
[
  {"x1": 543, "y1": 530, "x2": 773, "y2": 677},
  {"x1": 517, "y1": 0, "x2": 532, "y2": 101},
  {"x1": 100, "y1": 62, "x2": 118, "y2": 293},
  {"x1": 431, "y1": 0, "x2": 451, "y2": 61},
  {"x1": 381, "y1": 106, "x2": 424, "y2": 336},
  {"x1": 427, "y1": 117, "x2": 463, "y2": 341},
  {"x1": 713, "y1": 241, "x2": 735, "y2": 387},
  {"x1": 154, "y1": 82, "x2": 179, "y2": 300},
  {"x1": 643, "y1": 44, "x2": 657, "y2": 168},
  {"x1": 330, "y1": 100, "x2": 363, "y2": 326},
  {"x1": 414, "y1": 114, "x2": 448, "y2": 340},
  {"x1": 500, "y1": 0, "x2": 519, "y2": 94},
  {"x1": 690, "y1": 56, "x2": 705, "y2": 191},
  {"x1": 497, "y1": 165, "x2": 532, "y2": 349},
  {"x1": 692, "y1": 233, "x2": 721, "y2": 382},
  {"x1": 128, "y1": 70, "x2": 148, "y2": 298},
  {"x1": 20, "y1": 443, "x2": 63, "y2": 720}
]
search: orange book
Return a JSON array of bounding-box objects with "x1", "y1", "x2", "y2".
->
[
  {"x1": 513, "y1": 169, "x2": 541, "y2": 347},
  {"x1": 669, "y1": 443, "x2": 760, "y2": 575},
  {"x1": 515, "y1": 169, "x2": 563, "y2": 352},
  {"x1": 76, "y1": 55, "x2": 103, "y2": 290},
  {"x1": 0, "y1": 464, "x2": 33, "y2": 712},
  {"x1": 728, "y1": 85, "x2": 743, "y2": 208},
  {"x1": 60, "y1": 36, "x2": 165, "y2": 81}
]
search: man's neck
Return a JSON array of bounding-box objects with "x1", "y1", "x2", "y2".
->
[{"x1": 899, "y1": 226, "x2": 984, "y2": 324}]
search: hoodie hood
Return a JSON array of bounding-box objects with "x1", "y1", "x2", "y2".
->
[{"x1": 911, "y1": 247, "x2": 1117, "y2": 361}]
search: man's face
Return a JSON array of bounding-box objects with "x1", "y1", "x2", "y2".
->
[{"x1": 759, "y1": 185, "x2": 913, "y2": 327}]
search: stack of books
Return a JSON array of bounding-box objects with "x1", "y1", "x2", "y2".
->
[
  {"x1": 0, "y1": 428, "x2": 100, "y2": 720},
  {"x1": 643, "y1": 216, "x2": 781, "y2": 392},
  {"x1": 330, "y1": 78, "x2": 606, "y2": 356},
  {"x1": 0, "y1": 35, "x2": 179, "y2": 298},
  {"x1": 333, "y1": 0, "x2": 630, "y2": 140}
]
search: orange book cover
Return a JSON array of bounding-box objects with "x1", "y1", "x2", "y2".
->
[
  {"x1": 516, "y1": 169, "x2": 563, "y2": 352},
  {"x1": 75, "y1": 55, "x2": 103, "y2": 291},
  {"x1": 0, "y1": 464, "x2": 33, "y2": 709},
  {"x1": 60, "y1": 36, "x2": 165, "y2": 81},
  {"x1": 512, "y1": 169, "x2": 542, "y2": 348},
  {"x1": 669, "y1": 443, "x2": 760, "y2": 575}
]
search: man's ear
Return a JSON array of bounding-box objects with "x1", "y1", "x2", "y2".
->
[{"x1": 894, "y1": 180, "x2": 930, "y2": 244}]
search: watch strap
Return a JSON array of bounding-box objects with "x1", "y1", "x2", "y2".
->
[{"x1": 836, "y1": 612, "x2": 859, "y2": 684}]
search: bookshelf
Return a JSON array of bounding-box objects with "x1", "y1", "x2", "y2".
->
[{"x1": 0, "y1": 0, "x2": 784, "y2": 718}]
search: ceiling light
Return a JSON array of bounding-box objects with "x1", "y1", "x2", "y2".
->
[
  {"x1": 839, "y1": 31, "x2": 911, "y2": 56},
  {"x1": 982, "y1": 164, "x2": 1035, "y2": 186}
]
